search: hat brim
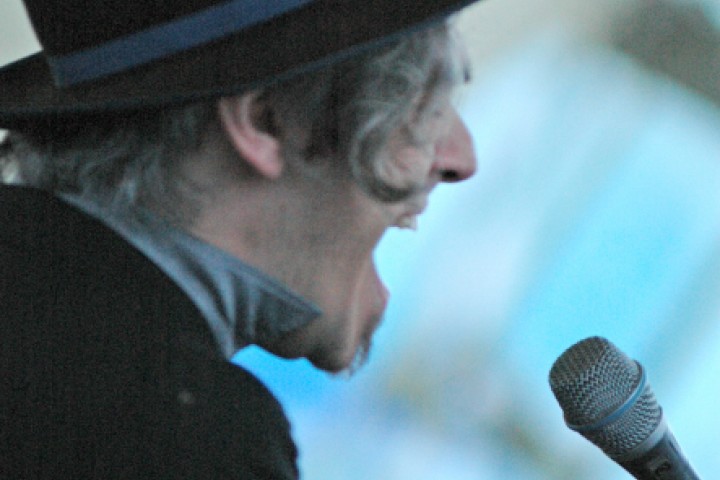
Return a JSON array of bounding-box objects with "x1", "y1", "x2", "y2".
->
[{"x1": 0, "y1": 0, "x2": 478, "y2": 129}]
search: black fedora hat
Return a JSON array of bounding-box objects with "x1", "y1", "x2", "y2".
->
[{"x1": 0, "y1": 0, "x2": 482, "y2": 129}]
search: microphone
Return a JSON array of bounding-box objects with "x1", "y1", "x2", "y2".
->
[{"x1": 548, "y1": 336, "x2": 700, "y2": 479}]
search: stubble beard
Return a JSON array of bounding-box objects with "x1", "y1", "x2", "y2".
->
[{"x1": 334, "y1": 313, "x2": 382, "y2": 378}]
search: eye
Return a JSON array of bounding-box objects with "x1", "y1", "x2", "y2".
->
[
  {"x1": 403, "y1": 109, "x2": 444, "y2": 146},
  {"x1": 399, "y1": 124, "x2": 428, "y2": 150}
]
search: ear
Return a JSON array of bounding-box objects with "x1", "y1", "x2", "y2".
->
[{"x1": 217, "y1": 93, "x2": 283, "y2": 179}]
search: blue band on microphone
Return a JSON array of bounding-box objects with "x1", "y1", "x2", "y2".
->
[
  {"x1": 47, "y1": 0, "x2": 313, "y2": 87},
  {"x1": 569, "y1": 363, "x2": 647, "y2": 433}
]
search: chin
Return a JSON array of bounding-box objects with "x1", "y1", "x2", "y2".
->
[
  {"x1": 308, "y1": 335, "x2": 372, "y2": 377},
  {"x1": 342, "y1": 341, "x2": 372, "y2": 377}
]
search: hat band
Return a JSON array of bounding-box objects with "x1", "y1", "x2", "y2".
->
[{"x1": 46, "y1": 0, "x2": 313, "y2": 87}]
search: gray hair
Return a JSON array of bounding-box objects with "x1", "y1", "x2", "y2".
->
[{"x1": 1, "y1": 21, "x2": 467, "y2": 225}]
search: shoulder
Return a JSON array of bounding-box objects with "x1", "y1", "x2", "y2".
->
[
  {"x1": 169, "y1": 352, "x2": 300, "y2": 479},
  {"x1": 0, "y1": 186, "x2": 300, "y2": 478}
]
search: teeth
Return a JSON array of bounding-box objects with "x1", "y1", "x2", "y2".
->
[{"x1": 395, "y1": 215, "x2": 418, "y2": 231}]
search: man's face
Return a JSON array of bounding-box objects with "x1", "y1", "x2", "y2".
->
[{"x1": 269, "y1": 102, "x2": 477, "y2": 373}]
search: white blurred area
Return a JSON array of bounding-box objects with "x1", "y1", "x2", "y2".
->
[
  {"x1": 4, "y1": 0, "x2": 720, "y2": 478},
  {"x1": 0, "y1": 0, "x2": 39, "y2": 65}
]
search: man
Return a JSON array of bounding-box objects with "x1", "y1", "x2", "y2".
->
[{"x1": 0, "y1": 0, "x2": 480, "y2": 478}]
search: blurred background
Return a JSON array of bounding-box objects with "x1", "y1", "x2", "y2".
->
[{"x1": 3, "y1": 0, "x2": 720, "y2": 477}]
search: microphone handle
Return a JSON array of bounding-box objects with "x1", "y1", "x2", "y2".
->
[{"x1": 618, "y1": 430, "x2": 700, "y2": 480}]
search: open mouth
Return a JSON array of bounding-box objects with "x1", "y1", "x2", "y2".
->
[
  {"x1": 394, "y1": 214, "x2": 418, "y2": 230},
  {"x1": 392, "y1": 194, "x2": 429, "y2": 231}
]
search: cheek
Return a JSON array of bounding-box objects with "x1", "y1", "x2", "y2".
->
[{"x1": 378, "y1": 144, "x2": 433, "y2": 191}]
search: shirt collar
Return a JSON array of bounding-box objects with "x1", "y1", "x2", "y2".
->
[{"x1": 60, "y1": 194, "x2": 321, "y2": 359}]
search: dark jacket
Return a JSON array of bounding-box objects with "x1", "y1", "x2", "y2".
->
[{"x1": 0, "y1": 185, "x2": 299, "y2": 479}]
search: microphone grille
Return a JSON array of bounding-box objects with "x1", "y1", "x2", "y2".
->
[{"x1": 548, "y1": 337, "x2": 662, "y2": 457}]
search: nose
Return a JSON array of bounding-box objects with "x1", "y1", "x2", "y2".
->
[{"x1": 433, "y1": 108, "x2": 477, "y2": 183}]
